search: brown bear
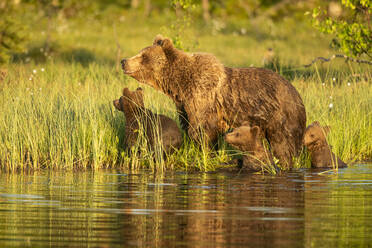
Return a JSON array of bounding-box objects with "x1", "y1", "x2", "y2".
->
[
  {"x1": 113, "y1": 87, "x2": 182, "y2": 154},
  {"x1": 224, "y1": 122, "x2": 278, "y2": 172},
  {"x1": 303, "y1": 121, "x2": 347, "y2": 168},
  {"x1": 121, "y1": 35, "x2": 306, "y2": 168}
]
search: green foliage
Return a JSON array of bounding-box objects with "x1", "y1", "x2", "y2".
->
[
  {"x1": 311, "y1": 0, "x2": 371, "y2": 58},
  {"x1": 0, "y1": 4, "x2": 28, "y2": 65},
  {"x1": 163, "y1": 0, "x2": 197, "y2": 51}
]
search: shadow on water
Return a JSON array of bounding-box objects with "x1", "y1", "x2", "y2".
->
[{"x1": 0, "y1": 164, "x2": 371, "y2": 247}]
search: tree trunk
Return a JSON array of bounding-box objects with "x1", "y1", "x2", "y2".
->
[
  {"x1": 144, "y1": 0, "x2": 151, "y2": 17},
  {"x1": 131, "y1": 0, "x2": 139, "y2": 9},
  {"x1": 202, "y1": 0, "x2": 210, "y2": 22}
]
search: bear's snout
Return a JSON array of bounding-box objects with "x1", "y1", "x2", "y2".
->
[
  {"x1": 113, "y1": 99, "x2": 121, "y2": 111},
  {"x1": 121, "y1": 59, "x2": 127, "y2": 68}
]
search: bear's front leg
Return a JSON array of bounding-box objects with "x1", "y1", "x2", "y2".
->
[
  {"x1": 187, "y1": 117, "x2": 219, "y2": 146},
  {"x1": 176, "y1": 105, "x2": 189, "y2": 131}
]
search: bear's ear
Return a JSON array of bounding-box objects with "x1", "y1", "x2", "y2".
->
[
  {"x1": 159, "y1": 38, "x2": 174, "y2": 50},
  {"x1": 153, "y1": 34, "x2": 164, "y2": 46},
  {"x1": 153, "y1": 34, "x2": 173, "y2": 48},
  {"x1": 322, "y1": 125, "x2": 331, "y2": 135},
  {"x1": 154, "y1": 35, "x2": 177, "y2": 60},
  {"x1": 251, "y1": 126, "x2": 261, "y2": 138}
]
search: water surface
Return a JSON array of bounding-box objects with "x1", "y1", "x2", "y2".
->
[{"x1": 1, "y1": 164, "x2": 372, "y2": 247}]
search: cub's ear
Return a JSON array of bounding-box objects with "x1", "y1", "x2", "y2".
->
[
  {"x1": 322, "y1": 125, "x2": 331, "y2": 135},
  {"x1": 312, "y1": 121, "x2": 321, "y2": 126},
  {"x1": 251, "y1": 126, "x2": 261, "y2": 138},
  {"x1": 122, "y1": 87, "x2": 131, "y2": 96},
  {"x1": 241, "y1": 121, "x2": 250, "y2": 126},
  {"x1": 135, "y1": 87, "x2": 144, "y2": 97}
]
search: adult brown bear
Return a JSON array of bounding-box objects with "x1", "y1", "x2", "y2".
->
[{"x1": 121, "y1": 35, "x2": 306, "y2": 168}]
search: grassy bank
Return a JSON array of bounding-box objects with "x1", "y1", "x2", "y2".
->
[{"x1": 0, "y1": 11, "x2": 371, "y2": 171}]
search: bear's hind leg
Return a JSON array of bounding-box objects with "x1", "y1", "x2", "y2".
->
[{"x1": 266, "y1": 128, "x2": 296, "y2": 169}]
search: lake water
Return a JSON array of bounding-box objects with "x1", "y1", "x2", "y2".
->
[{"x1": 1, "y1": 164, "x2": 372, "y2": 247}]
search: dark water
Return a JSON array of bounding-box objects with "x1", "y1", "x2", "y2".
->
[{"x1": 1, "y1": 164, "x2": 372, "y2": 248}]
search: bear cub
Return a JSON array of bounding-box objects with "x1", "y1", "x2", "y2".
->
[
  {"x1": 303, "y1": 121, "x2": 347, "y2": 168},
  {"x1": 224, "y1": 122, "x2": 278, "y2": 172},
  {"x1": 113, "y1": 87, "x2": 182, "y2": 154}
]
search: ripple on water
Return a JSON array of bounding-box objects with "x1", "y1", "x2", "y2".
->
[{"x1": 0, "y1": 165, "x2": 371, "y2": 247}]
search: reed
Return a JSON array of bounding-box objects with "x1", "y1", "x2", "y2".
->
[{"x1": 0, "y1": 12, "x2": 370, "y2": 172}]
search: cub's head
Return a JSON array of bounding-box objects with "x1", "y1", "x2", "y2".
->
[
  {"x1": 113, "y1": 87, "x2": 144, "y2": 113},
  {"x1": 303, "y1": 121, "x2": 330, "y2": 147},
  {"x1": 224, "y1": 122, "x2": 262, "y2": 151},
  {"x1": 121, "y1": 35, "x2": 178, "y2": 89}
]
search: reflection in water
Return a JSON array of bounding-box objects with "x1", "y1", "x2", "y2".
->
[{"x1": 0, "y1": 165, "x2": 371, "y2": 247}]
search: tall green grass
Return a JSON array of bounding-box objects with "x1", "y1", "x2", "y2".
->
[
  {"x1": 0, "y1": 12, "x2": 371, "y2": 171},
  {"x1": 0, "y1": 63, "x2": 231, "y2": 171}
]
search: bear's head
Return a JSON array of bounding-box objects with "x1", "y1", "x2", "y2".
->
[
  {"x1": 113, "y1": 87, "x2": 144, "y2": 114},
  {"x1": 303, "y1": 121, "x2": 330, "y2": 147},
  {"x1": 121, "y1": 35, "x2": 178, "y2": 90},
  {"x1": 224, "y1": 122, "x2": 262, "y2": 152}
]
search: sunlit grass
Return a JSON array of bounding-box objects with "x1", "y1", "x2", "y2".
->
[{"x1": 0, "y1": 11, "x2": 371, "y2": 172}]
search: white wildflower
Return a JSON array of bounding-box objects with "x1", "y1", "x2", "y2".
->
[
  {"x1": 33, "y1": 69, "x2": 37, "y2": 74},
  {"x1": 332, "y1": 77, "x2": 336, "y2": 81},
  {"x1": 29, "y1": 77, "x2": 32, "y2": 81},
  {"x1": 329, "y1": 103, "x2": 333, "y2": 109},
  {"x1": 347, "y1": 82, "x2": 351, "y2": 86},
  {"x1": 41, "y1": 68, "x2": 45, "y2": 72},
  {"x1": 329, "y1": 96, "x2": 333, "y2": 99}
]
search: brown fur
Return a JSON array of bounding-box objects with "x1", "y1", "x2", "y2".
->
[
  {"x1": 225, "y1": 122, "x2": 276, "y2": 171},
  {"x1": 303, "y1": 121, "x2": 347, "y2": 168},
  {"x1": 113, "y1": 87, "x2": 182, "y2": 154},
  {"x1": 121, "y1": 35, "x2": 306, "y2": 168}
]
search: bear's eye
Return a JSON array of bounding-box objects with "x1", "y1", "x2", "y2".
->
[
  {"x1": 310, "y1": 134, "x2": 314, "y2": 138},
  {"x1": 142, "y1": 54, "x2": 148, "y2": 61}
]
